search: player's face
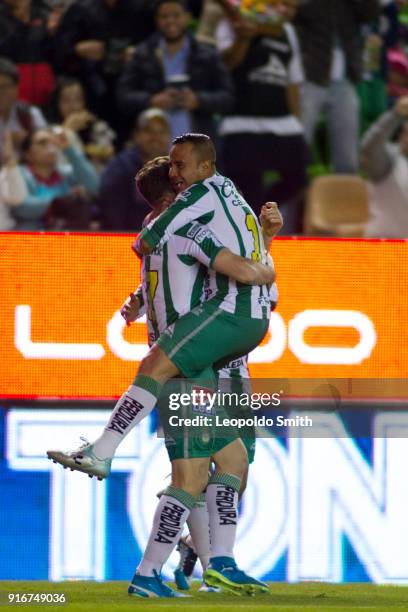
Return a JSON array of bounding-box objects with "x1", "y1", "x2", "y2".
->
[
  {"x1": 169, "y1": 142, "x2": 209, "y2": 193},
  {"x1": 156, "y1": 189, "x2": 176, "y2": 212}
]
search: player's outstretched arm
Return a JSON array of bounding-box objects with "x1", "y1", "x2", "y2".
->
[{"x1": 213, "y1": 249, "x2": 275, "y2": 286}]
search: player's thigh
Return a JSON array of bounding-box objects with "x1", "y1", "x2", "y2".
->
[
  {"x1": 159, "y1": 368, "x2": 219, "y2": 466},
  {"x1": 157, "y1": 303, "x2": 269, "y2": 378},
  {"x1": 138, "y1": 343, "x2": 180, "y2": 381},
  {"x1": 219, "y1": 377, "x2": 256, "y2": 466}
]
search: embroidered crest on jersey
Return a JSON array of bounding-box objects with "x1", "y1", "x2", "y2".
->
[{"x1": 221, "y1": 178, "x2": 245, "y2": 206}]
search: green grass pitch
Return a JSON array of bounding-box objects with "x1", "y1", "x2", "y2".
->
[{"x1": 1, "y1": 581, "x2": 408, "y2": 612}]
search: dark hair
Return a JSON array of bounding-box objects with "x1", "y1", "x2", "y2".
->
[
  {"x1": 172, "y1": 133, "x2": 216, "y2": 164},
  {"x1": 21, "y1": 127, "x2": 51, "y2": 154},
  {"x1": 136, "y1": 156, "x2": 173, "y2": 207},
  {"x1": 0, "y1": 57, "x2": 19, "y2": 83},
  {"x1": 46, "y1": 76, "x2": 86, "y2": 123},
  {"x1": 154, "y1": 0, "x2": 189, "y2": 15}
]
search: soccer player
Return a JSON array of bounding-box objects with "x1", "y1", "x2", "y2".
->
[
  {"x1": 48, "y1": 155, "x2": 276, "y2": 596},
  {"x1": 121, "y1": 160, "x2": 282, "y2": 594}
]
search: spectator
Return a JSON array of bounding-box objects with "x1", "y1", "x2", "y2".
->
[
  {"x1": 48, "y1": 77, "x2": 115, "y2": 172},
  {"x1": 0, "y1": 0, "x2": 57, "y2": 106},
  {"x1": 358, "y1": 1, "x2": 407, "y2": 132},
  {"x1": 360, "y1": 95, "x2": 408, "y2": 237},
  {"x1": 0, "y1": 57, "x2": 47, "y2": 165},
  {"x1": 294, "y1": 0, "x2": 380, "y2": 174},
  {"x1": 11, "y1": 126, "x2": 99, "y2": 230},
  {"x1": 217, "y1": 0, "x2": 308, "y2": 232},
  {"x1": 0, "y1": 131, "x2": 28, "y2": 230},
  {"x1": 116, "y1": 0, "x2": 234, "y2": 141},
  {"x1": 358, "y1": 32, "x2": 387, "y2": 135},
  {"x1": 54, "y1": 0, "x2": 156, "y2": 134},
  {"x1": 99, "y1": 108, "x2": 170, "y2": 231},
  {"x1": 387, "y1": 46, "x2": 408, "y2": 99}
]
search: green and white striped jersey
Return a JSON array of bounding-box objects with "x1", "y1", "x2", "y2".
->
[
  {"x1": 140, "y1": 173, "x2": 272, "y2": 320},
  {"x1": 140, "y1": 221, "x2": 225, "y2": 345}
]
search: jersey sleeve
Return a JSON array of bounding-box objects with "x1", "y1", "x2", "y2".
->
[
  {"x1": 138, "y1": 182, "x2": 211, "y2": 250},
  {"x1": 176, "y1": 221, "x2": 226, "y2": 268}
]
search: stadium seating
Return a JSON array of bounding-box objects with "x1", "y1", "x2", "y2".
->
[{"x1": 304, "y1": 175, "x2": 369, "y2": 237}]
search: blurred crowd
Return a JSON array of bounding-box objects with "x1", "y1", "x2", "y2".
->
[{"x1": 0, "y1": 0, "x2": 407, "y2": 236}]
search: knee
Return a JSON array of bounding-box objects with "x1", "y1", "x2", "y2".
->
[
  {"x1": 138, "y1": 345, "x2": 178, "y2": 382},
  {"x1": 214, "y1": 441, "x2": 248, "y2": 480},
  {"x1": 234, "y1": 452, "x2": 248, "y2": 481},
  {"x1": 171, "y1": 460, "x2": 209, "y2": 497}
]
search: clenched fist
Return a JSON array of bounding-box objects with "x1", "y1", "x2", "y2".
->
[
  {"x1": 260, "y1": 201, "x2": 283, "y2": 238},
  {"x1": 120, "y1": 293, "x2": 140, "y2": 325}
]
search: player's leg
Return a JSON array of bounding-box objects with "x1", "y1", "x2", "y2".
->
[
  {"x1": 128, "y1": 456, "x2": 210, "y2": 599},
  {"x1": 206, "y1": 438, "x2": 247, "y2": 557},
  {"x1": 46, "y1": 345, "x2": 179, "y2": 477},
  {"x1": 129, "y1": 369, "x2": 217, "y2": 598},
  {"x1": 203, "y1": 439, "x2": 268, "y2": 595},
  {"x1": 157, "y1": 300, "x2": 269, "y2": 381},
  {"x1": 174, "y1": 495, "x2": 209, "y2": 591},
  {"x1": 47, "y1": 302, "x2": 268, "y2": 477},
  {"x1": 83, "y1": 301, "x2": 267, "y2": 472}
]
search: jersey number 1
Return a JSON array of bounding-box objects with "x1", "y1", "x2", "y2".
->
[
  {"x1": 147, "y1": 270, "x2": 159, "y2": 323},
  {"x1": 245, "y1": 213, "x2": 262, "y2": 263}
]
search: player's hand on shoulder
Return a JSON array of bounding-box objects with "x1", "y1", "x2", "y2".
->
[
  {"x1": 120, "y1": 293, "x2": 140, "y2": 325},
  {"x1": 260, "y1": 201, "x2": 283, "y2": 237}
]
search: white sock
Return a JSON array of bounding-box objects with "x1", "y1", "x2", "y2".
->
[
  {"x1": 206, "y1": 472, "x2": 241, "y2": 559},
  {"x1": 93, "y1": 375, "x2": 161, "y2": 459},
  {"x1": 137, "y1": 486, "x2": 197, "y2": 577},
  {"x1": 187, "y1": 494, "x2": 210, "y2": 571}
]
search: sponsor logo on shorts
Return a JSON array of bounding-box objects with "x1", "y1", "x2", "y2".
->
[
  {"x1": 164, "y1": 323, "x2": 175, "y2": 338},
  {"x1": 191, "y1": 386, "x2": 216, "y2": 415}
]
